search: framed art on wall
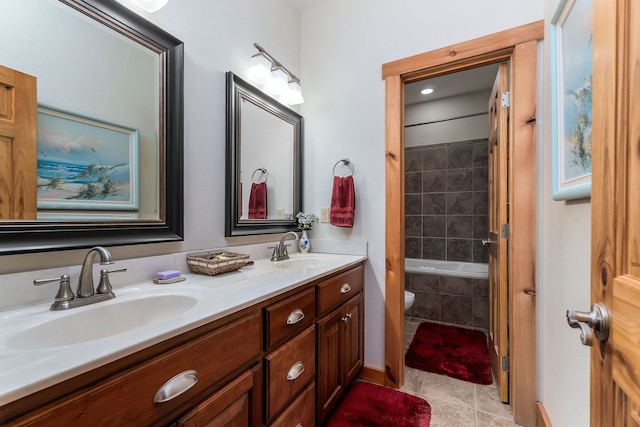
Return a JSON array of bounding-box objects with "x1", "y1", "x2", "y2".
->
[
  {"x1": 37, "y1": 106, "x2": 139, "y2": 211},
  {"x1": 551, "y1": 0, "x2": 593, "y2": 200}
]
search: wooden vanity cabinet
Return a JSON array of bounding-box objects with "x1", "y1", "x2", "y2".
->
[
  {"x1": 7, "y1": 311, "x2": 263, "y2": 427},
  {"x1": 3, "y1": 261, "x2": 366, "y2": 427},
  {"x1": 316, "y1": 265, "x2": 364, "y2": 425}
]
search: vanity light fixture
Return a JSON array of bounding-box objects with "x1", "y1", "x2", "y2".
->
[
  {"x1": 247, "y1": 43, "x2": 304, "y2": 105},
  {"x1": 127, "y1": 0, "x2": 168, "y2": 13}
]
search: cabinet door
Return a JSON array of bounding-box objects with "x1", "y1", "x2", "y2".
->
[
  {"x1": 176, "y1": 369, "x2": 253, "y2": 427},
  {"x1": 343, "y1": 292, "x2": 364, "y2": 386},
  {"x1": 316, "y1": 306, "x2": 344, "y2": 424}
]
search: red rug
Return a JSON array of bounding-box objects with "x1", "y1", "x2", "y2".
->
[
  {"x1": 405, "y1": 322, "x2": 493, "y2": 385},
  {"x1": 325, "y1": 381, "x2": 431, "y2": 427}
]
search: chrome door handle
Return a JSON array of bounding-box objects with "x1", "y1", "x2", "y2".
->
[
  {"x1": 566, "y1": 302, "x2": 610, "y2": 346},
  {"x1": 481, "y1": 239, "x2": 493, "y2": 246}
]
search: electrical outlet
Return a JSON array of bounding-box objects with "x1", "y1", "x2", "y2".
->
[{"x1": 320, "y1": 207, "x2": 329, "y2": 223}]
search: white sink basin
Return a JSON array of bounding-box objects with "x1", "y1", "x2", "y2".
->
[
  {"x1": 6, "y1": 293, "x2": 199, "y2": 350},
  {"x1": 274, "y1": 254, "x2": 341, "y2": 270}
]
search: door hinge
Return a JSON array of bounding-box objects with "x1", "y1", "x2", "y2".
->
[
  {"x1": 502, "y1": 356, "x2": 510, "y2": 372},
  {"x1": 501, "y1": 224, "x2": 509, "y2": 240},
  {"x1": 501, "y1": 92, "x2": 510, "y2": 107}
]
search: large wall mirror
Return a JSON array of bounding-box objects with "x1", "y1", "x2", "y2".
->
[
  {"x1": 225, "y1": 72, "x2": 302, "y2": 236},
  {"x1": 0, "y1": 0, "x2": 184, "y2": 254}
]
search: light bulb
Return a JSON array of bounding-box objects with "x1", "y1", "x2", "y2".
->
[
  {"x1": 265, "y1": 67, "x2": 289, "y2": 96},
  {"x1": 247, "y1": 53, "x2": 272, "y2": 84}
]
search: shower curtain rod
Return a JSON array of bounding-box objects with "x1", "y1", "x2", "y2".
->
[{"x1": 404, "y1": 111, "x2": 488, "y2": 128}]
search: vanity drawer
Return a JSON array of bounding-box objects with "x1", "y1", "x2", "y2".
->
[
  {"x1": 269, "y1": 382, "x2": 315, "y2": 427},
  {"x1": 264, "y1": 325, "x2": 316, "y2": 422},
  {"x1": 317, "y1": 265, "x2": 363, "y2": 315},
  {"x1": 17, "y1": 311, "x2": 262, "y2": 426},
  {"x1": 265, "y1": 287, "x2": 316, "y2": 350}
]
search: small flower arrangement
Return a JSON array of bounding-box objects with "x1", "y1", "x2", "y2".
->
[{"x1": 296, "y1": 211, "x2": 316, "y2": 231}]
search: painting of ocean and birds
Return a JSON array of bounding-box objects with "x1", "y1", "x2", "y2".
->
[
  {"x1": 551, "y1": 0, "x2": 593, "y2": 200},
  {"x1": 37, "y1": 107, "x2": 138, "y2": 211}
]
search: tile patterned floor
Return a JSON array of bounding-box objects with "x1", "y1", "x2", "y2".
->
[{"x1": 401, "y1": 318, "x2": 519, "y2": 427}]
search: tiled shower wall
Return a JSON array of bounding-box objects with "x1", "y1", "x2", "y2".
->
[
  {"x1": 405, "y1": 139, "x2": 489, "y2": 262},
  {"x1": 404, "y1": 139, "x2": 489, "y2": 330}
]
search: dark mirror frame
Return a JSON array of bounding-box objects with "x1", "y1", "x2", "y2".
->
[
  {"x1": 0, "y1": 0, "x2": 184, "y2": 255},
  {"x1": 225, "y1": 72, "x2": 303, "y2": 237}
]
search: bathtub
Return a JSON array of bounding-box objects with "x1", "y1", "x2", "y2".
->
[{"x1": 405, "y1": 258, "x2": 488, "y2": 280}]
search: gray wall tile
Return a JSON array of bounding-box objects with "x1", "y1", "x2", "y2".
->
[
  {"x1": 405, "y1": 171, "x2": 422, "y2": 193},
  {"x1": 424, "y1": 193, "x2": 447, "y2": 215},
  {"x1": 423, "y1": 146, "x2": 447, "y2": 170}
]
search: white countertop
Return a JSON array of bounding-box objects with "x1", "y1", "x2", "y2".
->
[{"x1": 0, "y1": 253, "x2": 366, "y2": 406}]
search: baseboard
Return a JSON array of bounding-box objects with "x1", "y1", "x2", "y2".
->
[
  {"x1": 358, "y1": 366, "x2": 386, "y2": 385},
  {"x1": 536, "y1": 402, "x2": 552, "y2": 427}
]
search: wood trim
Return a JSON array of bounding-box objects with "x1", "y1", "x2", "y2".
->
[
  {"x1": 381, "y1": 20, "x2": 543, "y2": 79},
  {"x1": 508, "y1": 39, "x2": 538, "y2": 426},
  {"x1": 536, "y1": 402, "x2": 552, "y2": 427},
  {"x1": 384, "y1": 74, "x2": 405, "y2": 388},
  {"x1": 358, "y1": 366, "x2": 386, "y2": 385},
  {"x1": 383, "y1": 21, "x2": 541, "y2": 425}
]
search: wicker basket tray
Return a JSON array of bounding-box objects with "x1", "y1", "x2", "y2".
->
[{"x1": 186, "y1": 251, "x2": 251, "y2": 276}]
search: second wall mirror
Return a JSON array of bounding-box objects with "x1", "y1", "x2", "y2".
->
[{"x1": 225, "y1": 72, "x2": 303, "y2": 236}]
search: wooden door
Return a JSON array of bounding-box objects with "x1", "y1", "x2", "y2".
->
[
  {"x1": 0, "y1": 64, "x2": 37, "y2": 219},
  {"x1": 589, "y1": 0, "x2": 640, "y2": 425},
  {"x1": 487, "y1": 62, "x2": 509, "y2": 403}
]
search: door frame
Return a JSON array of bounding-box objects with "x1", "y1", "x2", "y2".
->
[{"x1": 382, "y1": 21, "x2": 543, "y2": 426}]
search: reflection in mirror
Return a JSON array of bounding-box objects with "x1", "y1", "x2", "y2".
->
[
  {"x1": 225, "y1": 72, "x2": 302, "y2": 236},
  {"x1": 0, "y1": 0, "x2": 184, "y2": 254}
]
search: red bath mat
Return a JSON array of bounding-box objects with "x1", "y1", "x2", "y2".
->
[
  {"x1": 405, "y1": 322, "x2": 493, "y2": 385},
  {"x1": 325, "y1": 381, "x2": 431, "y2": 427}
]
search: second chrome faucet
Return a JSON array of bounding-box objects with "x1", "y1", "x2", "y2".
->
[{"x1": 270, "y1": 231, "x2": 299, "y2": 261}]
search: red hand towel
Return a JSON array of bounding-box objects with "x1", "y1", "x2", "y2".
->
[
  {"x1": 248, "y1": 182, "x2": 267, "y2": 219},
  {"x1": 330, "y1": 175, "x2": 355, "y2": 227}
]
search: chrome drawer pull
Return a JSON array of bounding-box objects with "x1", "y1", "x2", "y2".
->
[
  {"x1": 340, "y1": 283, "x2": 352, "y2": 294},
  {"x1": 287, "y1": 361, "x2": 305, "y2": 381},
  {"x1": 287, "y1": 309, "x2": 305, "y2": 325},
  {"x1": 341, "y1": 313, "x2": 353, "y2": 322},
  {"x1": 153, "y1": 369, "x2": 199, "y2": 403},
  {"x1": 296, "y1": 424, "x2": 303, "y2": 427}
]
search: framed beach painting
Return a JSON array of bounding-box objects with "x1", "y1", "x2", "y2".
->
[
  {"x1": 37, "y1": 106, "x2": 139, "y2": 211},
  {"x1": 551, "y1": 0, "x2": 593, "y2": 200}
]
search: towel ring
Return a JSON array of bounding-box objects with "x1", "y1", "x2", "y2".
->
[
  {"x1": 332, "y1": 159, "x2": 354, "y2": 177},
  {"x1": 252, "y1": 167, "x2": 267, "y2": 183}
]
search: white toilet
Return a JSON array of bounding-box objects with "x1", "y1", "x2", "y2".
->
[{"x1": 404, "y1": 290, "x2": 415, "y2": 312}]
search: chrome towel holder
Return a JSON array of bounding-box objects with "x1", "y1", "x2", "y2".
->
[
  {"x1": 332, "y1": 158, "x2": 354, "y2": 176},
  {"x1": 252, "y1": 167, "x2": 267, "y2": 183}
]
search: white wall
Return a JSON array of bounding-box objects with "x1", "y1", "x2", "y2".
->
[
  {"x1": 405, "y1": 91, "x2": 490, "y2": 147},
  {"x1": 298, "y1": 0, "x2": 542, "y2": 373},
  {"x1": 537, "y1": 0, "x2": 591, "y2": 425}
]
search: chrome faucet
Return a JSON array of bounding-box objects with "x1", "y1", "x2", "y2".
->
[
  {"x1": 270, "y1": 231, "x2": 299, "y2": 261},
  {"x1": 33, "y1": 246, "x2": 126, "y2": 311},
  {"x1": 78, "y1": 246, "x2": 114, "y2": 297}
]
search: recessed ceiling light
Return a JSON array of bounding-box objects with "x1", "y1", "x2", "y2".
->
[{"x1": 421, "y1": 88, "x2": 434, "y2": 95}]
